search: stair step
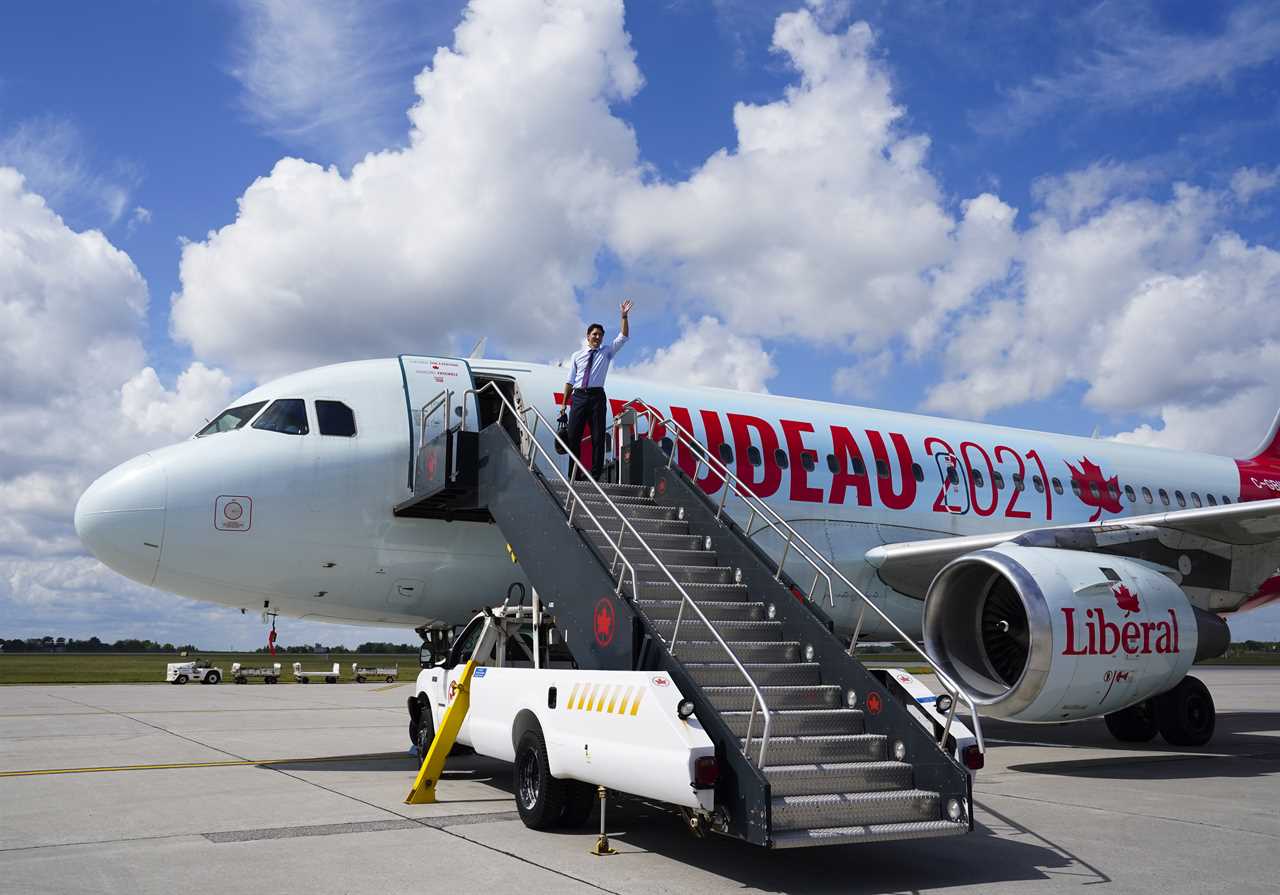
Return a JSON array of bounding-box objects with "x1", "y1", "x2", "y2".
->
[
  {"x1": 548, "y1": 483, "x2": 654, "y2": 506},
  {"x1": 721, "y1": 708, "x2": 863, "y2": 738},
  {"x1": 752, "y1": 734, "x2": 887, "y2": 766},
  {"x1": 635, "y1": 600, "x2": 765, "y2": 623},
  {"x1": 703, "y1": 684, "x2": 840, "y2": 711},
  {"x1": 651, "y1": 619, "x2": 784, "y2": 643},
  {"x1": 771, "y1": 789, "x2": 941, "y2": 832},
  {"x1": 553, "y1": 480, "x2": 651, "y2": 497},
  {"x1": 619, "y1": 546, "x2": 719, "y2": 567},
  {"x1": 575, "y1": 500, "x2": 679, "y2": 521},
  {"x1": 627, "y1": 581, "x2": 750, "y2": 601},
  {"x1": 764, "y1": 760, "x2": 910, "y2": 796},
  {"x1": 576, "y1": 516, "x2": 690, "y2": 535},
  {"x1": 673, "y1": 641, "x2": 801, "y2": 663},
  {"x1": 770, "y1": 819, "x2": 968, "y2": 849},
  {"x1": 630, "y1": 564, "x2": 735, "y2": 585},
  {"x1": 685, "y1": 662, "x2": 821, "y2": 688},
  {"x1": 585, "y1": 531, "x2": 707, "y2": 552}
]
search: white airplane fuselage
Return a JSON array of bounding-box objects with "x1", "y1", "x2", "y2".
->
[{"x1": 74, "y1": 355, "x2": 1276, "y2": 639}]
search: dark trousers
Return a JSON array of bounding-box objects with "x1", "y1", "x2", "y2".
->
[{"x1": 566, "y1": 387, "x2": 607, "y2": 479}]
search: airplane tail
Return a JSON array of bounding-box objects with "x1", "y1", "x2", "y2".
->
[{"x1": 1246, "y1": 409, "x2": 1280, "y2": 462}]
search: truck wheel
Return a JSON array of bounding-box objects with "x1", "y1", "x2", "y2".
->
[
  {"x1": 356, "y1": 675, "x2": 366, "y2": 684},
  {"x1": 1156, "y1": 675, "x2": 1215, "y2": 747},
  {"x1": 235, "y1": 677, "x2": 246, "y2": 684},
  {"x1": 205, "y1": 671, "x2": 221, "y2": 685},
  {"x1": 558, "y1": 781, "x2": 596, "y2": 828},
  {"x1": 300, "y1": 677, "x2": 308, "y2": 684},
  {"x1": 1104, "y1": 699, "x2": 1158, "y2": 743},
  {"x1": 266, "y1": 676, "x2": 277, "y2": 685},
  {"x1": 386, "y1": 675, "x2": 395, "y2": 683},
  {"x1": 326, "y1": 676, "x2": 337, "y2": 684},
  {"x1": 414, "y1": 704, "x2": 436, "y2": 758},
  {"x1": 515, "y1": 729, "x2": 565, "y2": 830},
  {"x1": 176, "y1": 675, "x2": 188, "y2": 685}
]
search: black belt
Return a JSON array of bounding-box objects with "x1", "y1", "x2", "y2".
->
[{"x1": 573, "y1": 387, "x2": 605, "y2": 394}]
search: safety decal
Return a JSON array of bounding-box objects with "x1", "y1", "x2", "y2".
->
[
  {"x1": 564, "y1": 683, "x2": 644, "y2": 716},
  {"x1": 473, "y1": 667, "x2": 487, "y2": 678},
  {"x1": 214, "y1": 495, "x2": 252, "y2": 532}
]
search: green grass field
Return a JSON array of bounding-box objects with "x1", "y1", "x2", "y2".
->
[{"x1": 0, "y1": 652, "x2": 418, "y2": 684}]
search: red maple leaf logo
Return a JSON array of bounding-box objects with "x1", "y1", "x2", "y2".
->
[
  {"x1": 1066, "y1": 457, "x2": 1124, "y2": 521},
  {"x1": 593, "y1": 597, "x2": 615, "y2": 646},
  {"x1": 1112, "y1": 583, "x2": 1140, "y2": 614}
]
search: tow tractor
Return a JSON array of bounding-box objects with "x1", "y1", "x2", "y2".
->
[
  {"x1": 166, "y1": 660, "x2": 222, "y2": 685},
  {"x1": 406, "y1": 596, "x2": 718, "y2": 833},
  {"x1": 293, "y1": 661, "x2": 341, "y2": 684}
]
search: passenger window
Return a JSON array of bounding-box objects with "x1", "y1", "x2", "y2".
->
[
  {"x1": 747, "y1": 445, "x2": 762, "y2": 467},
  {"x1": 911, "y1": 463, "x2": 924, "y2": 482},
  {"x1": 947, "y1": 466, "x2": 960, "y2": 485},
  {"x1": 1070, "y1": 479, "x2": 1082, "y2": 498},
  {"x1": 315, "y1": 400, "x2": 356, "y2": 437},
  {"x1": 1175, "y1": 490, "x2": 1186, "y2": 508},
  {"x1": 852, "y1": 457, "x2": 866, "y2": 476},
  {"x1": 992, "y1": 471, "x2": 1005, "y2": 490},
  {"x1": 1158, "y1": 488, "x2": 1170, "y2": 506},
  {"x1": 252, "y1": 399, "x2": 309, "y2": 435},
  {"x1": 801, "y1": 452, "x2": 816, "y2": 472},
  {"x1": 1106, "y1": 482, "x2": 1119, "y2": 501},
  {"x1": 718, "y1": 443, "x2": 733, "y2": 465},
  {"x1": 1033, "y1": 475, "x2": 1044, "y2": 493},
  {"x1": 972, "y1": 469, "x2": 984, "y2": 488},
  {"x1": 1142, "y1": 486, "x2": 1153, "y2": 504},
  {"x1": 1222, "y1": 495, "x2": 1231, "y2": 504},
  {"x1": 1011, "y1": 472, "x2": 1023, "y2": 491},
  {"x1": 826, "y1": 454, "x2": 838, "y2": 474},
  {"x1": 1124, "y1": 484, "x2": 1135, "y2": 502},
  {"x1": 1206, "y1": 493, "x2": 1217, "y2": 506},
  {"x1": 774, "y1": 449, "x2": 789, "y2": 469},
  {"x1": 1191, "y1": 492, "x2": 1202, "y2": 507},
  {"x1": 875, "y1": 459, "x2": 890, "y2": 479},
  {"x1": 196, "y1": 401, "x2": 267, "y2": 437},
  {"x1": 1052, "y1": 478, "x2": 1064, "y2": 495}
]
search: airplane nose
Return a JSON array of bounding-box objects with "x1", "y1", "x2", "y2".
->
[{"x1": 74, "y1": 452, "x2": 167, "y2": 586}]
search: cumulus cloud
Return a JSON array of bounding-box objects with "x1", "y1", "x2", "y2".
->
[
  {"x1": 175, "y1": 0, "x2": 642, "y2": 382},
  {"x1": 1231, "y1": 165, "x2": 1280, "y2": 204},
  {"x1": 120, "y1": 363, "x2": 235, "y2": 439},
  {"x1": 620, "y1": 317, "x2": 777, "y2": 392},
  {"x1": 0, "y1": 117, "x2": 138, "y2": 226}
]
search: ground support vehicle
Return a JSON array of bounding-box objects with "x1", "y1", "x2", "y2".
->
[
  {"x1": 166, "y1": 660, "x2": 222, "y2": 685},
  {"x1": 407, "y1": 604, "x2": 716, "y2": 830},
  {"x1": 352, "y1": 663, "x2": 398, "y2": 683},
  {"x1": 293, "y1": 661, "x2": 340, "y2": 683},
  {"x1": 231, "y1": 661, "x2": 282, "y2": 684}
]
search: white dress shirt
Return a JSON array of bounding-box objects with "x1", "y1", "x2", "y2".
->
[{"x1": 569, "y1": 333, "x2": 628, "y2": 389}]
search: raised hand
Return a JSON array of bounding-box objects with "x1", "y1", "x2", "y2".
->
[{"x1": 620, "y1": 299, "x2": 634, "y2": 317}]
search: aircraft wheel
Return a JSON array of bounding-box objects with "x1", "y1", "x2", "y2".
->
[
  {"x1": 175, "y1": 675, "x2": 188, "y2": 685},
  {"x1": 1104, "y1": 698, "x2": 1158, "y2": 742},
  {"x1": 514, "y1": 729, "x2": 565, "y2": 830},
  {"x1": 1156, "y1": 675, "x2": 1215, "y2": 747},
  {"x1": 558, "y1": 780, "x2": 597, "y2": 828}
]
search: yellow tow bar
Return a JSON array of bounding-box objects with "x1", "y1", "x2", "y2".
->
[{"x1": 404, "y1": 658, "x2": 478, "y2": 804}]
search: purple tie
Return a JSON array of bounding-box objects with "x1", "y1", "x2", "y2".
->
[{"x1": 582, "y1": 348, "x2": 597, "y2": 388}]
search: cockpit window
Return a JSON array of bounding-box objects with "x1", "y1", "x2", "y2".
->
[
  {"x1": 196, "y1": 401, "x2": 267, "y2": 437},
  {"x1": 315, "y1": 400, "x2": 357, "y2": 437},
  {"x1": 252, "y1": 399, "x2": 309, "y2": 435}
]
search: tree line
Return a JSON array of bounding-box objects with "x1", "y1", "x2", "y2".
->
[{"x1": 2, "y1": 636, "x2": 420, "y2": 654}]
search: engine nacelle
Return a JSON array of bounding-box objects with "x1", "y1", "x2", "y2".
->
[{"x1": 922, "y1": 544, "x2": 1229, "y2": 723}]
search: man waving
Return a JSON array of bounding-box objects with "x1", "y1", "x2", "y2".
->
[{"x1": 561, "y1": 300, "x2": 633, "y2": 480}]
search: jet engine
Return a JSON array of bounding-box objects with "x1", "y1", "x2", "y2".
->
[{"x1": 922, "y1": 543, "x2": 1229, "y2": 723}]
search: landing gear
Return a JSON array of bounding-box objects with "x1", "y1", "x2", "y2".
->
[
  {"x1": 1104, "y1": 698, "x2": 1158, "y2": 743},
  {"x1": 1155, "y1": 675, "x2": 1216, "y2": 747}
]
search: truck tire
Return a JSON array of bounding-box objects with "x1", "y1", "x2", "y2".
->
[
  {"x1": 558, "y1": 781, "x2": 596, "y2": 828},
  {"x1": 326, "y1": 676, "x2": 337, "y2": 684},
  {"x1": 300, "y1": 677, "x2": 308, "y2": 684},
  {"x1": 235, "y1": 677, "x2": 246, "y2": 684},
  {"x1": 515, "y1": 729, "x2": 565, "y2": 830},
  {"x1": 386, "y1": 675, "x2": 395, "y2": 683},
  {"x1": 205, "y1": 671, "x2": 221, "y2": 685},
  {"x1": 414, "y1": 703, "x2": 436, "y2": 758},
  {"x1": 356, "y1": 675, "x2": 366, "y2": 683},
  {"x1": 176, "y1": 675, "x2": 188, "y2": 685}
]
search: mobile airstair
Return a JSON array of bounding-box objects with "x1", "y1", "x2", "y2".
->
[{"x1": 394, "y1": 385, "x2": 982, "y2": 848}]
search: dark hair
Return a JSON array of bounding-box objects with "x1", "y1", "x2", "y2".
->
[{"x1": 586, "y1": 323, "x2": 605, "y2": 336}]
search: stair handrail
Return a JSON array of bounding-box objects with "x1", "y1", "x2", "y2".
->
[
  {"x1": 459, "y1": 383, "x2": 774, "y2": 767},
  {"x1": 413, "y1": 389, "x2": 456, "y2": 491},
  {"x1": 618, "y1": 401, "x2": 985, "y2": 756}
]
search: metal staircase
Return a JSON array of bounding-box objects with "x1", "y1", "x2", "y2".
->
[{"x1": 397, "y1": 384, "x2": 980, "y2": 848}]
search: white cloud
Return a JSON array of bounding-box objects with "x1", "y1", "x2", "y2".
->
[
  {"x1": 620, "y1": 317, "x2": 777, "y2": 393},
  {"x1": 0, "y1": 117, "x2": 138, "y2": 225},
  {"x1": 175, "y1": 0, "x2": 643, "y2": 382},
  {"x1": 1231, "y1": 165, "x2": 1280, "y2": 204},
  {"x1": 832, "y1": 349, "x2": 892, "y2": 401},
  {"x1": 120, "y1": 363, "x2": 235, "y2": 439},
  {"x1": 973, "y1": 4, "x2": 1280, "y2": 135}
]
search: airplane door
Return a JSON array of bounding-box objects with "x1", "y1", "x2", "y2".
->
[
  {"x1": 399, "y1": 356, "x2": 478, "y2": 484},
  {"x1": 933, "y1": 451, "x2": 969, "y2": 514}
]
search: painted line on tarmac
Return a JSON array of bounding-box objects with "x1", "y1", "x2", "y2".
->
[
  {"x1": 370, "y1": 681, "x2": 410, "y2": 692},
  {"x1": 0, "y1": 752, "x2": 409, "y2": 779}
]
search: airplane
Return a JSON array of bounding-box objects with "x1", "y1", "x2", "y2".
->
[{"x1": 75, "y1": 354, "x2": 1280, "y2": 747}]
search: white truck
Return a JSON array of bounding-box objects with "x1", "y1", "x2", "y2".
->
[
  {"x1": 352, "y1": 662, "x2": 398, "y2": 683},
  {"x1": 407, "y1": 603, "x2": 717, "y2": 831},
  {"x1": 293, "y1": 661, "x2": 340, "y2": 684},
  {"x1": 166, "y1": 660, "x2": 222, "y2": 685},
  {"x1": 231, "y1": 661, "x2": 282, "y2": 684}
]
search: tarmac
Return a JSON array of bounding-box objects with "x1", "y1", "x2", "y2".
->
[{"x1": 1, "y1": 666, "x2": 1277, "y2": 894}]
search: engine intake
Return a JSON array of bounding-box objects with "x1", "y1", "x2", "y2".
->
[{"x1": 923, "y1": 544, "x2": 1228, "y2": 723}]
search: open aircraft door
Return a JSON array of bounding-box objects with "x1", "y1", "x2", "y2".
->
[
  {"x1": 399, "y1": 356, "x2": 479, "y2": 490},
  {"x1": 933, "y1": 450, "x2": 970, "y2": 515}
]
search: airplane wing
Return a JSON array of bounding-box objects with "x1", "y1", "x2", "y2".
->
[{"x1": 865, "y1": 497, "x2": 1280, "y2": 601}]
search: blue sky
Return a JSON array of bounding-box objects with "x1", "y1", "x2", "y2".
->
[{"x1": 3, "y1": 0, "x2": 1280, "y2": 645}]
